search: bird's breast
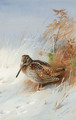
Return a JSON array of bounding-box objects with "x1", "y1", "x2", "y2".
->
[{"x1": 25, "y1": 66, "x2": 40, "y2": 83}]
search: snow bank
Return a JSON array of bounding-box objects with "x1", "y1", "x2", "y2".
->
[{"x1": 0, "y1": 38, "x2": 76, "y2": 120}]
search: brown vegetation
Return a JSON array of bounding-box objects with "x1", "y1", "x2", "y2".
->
[{"x1": 42, "y1": 9, "x2": 76, "y2": 85}]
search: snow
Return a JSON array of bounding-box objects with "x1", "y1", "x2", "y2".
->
[{"x1": 0, "y1": 38, "x2": 76, "y2": 120}]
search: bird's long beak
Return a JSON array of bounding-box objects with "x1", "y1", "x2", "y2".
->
[
  {"x1": 16, "y1": 68, "x2": 22, "y2": 78},
  {"x1": 16, "y1": 64, "x2": 25, "y2": 78}
]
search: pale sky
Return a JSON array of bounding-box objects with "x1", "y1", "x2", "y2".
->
[{"x1": 0, "y1": 0, "x2": 76, "y2": 40}]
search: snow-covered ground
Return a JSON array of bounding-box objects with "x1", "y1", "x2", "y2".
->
[{"x1": 0, "y1": 38, "x2": 76, "y2": 120}]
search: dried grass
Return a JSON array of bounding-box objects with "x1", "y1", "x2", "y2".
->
[{"x1": 42, "y1": 9, "x2": 76, "y2": 86}]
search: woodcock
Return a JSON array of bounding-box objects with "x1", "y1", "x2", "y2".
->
[{"x1": 16, "y1": 55, "x2": 65, "y2": 86}]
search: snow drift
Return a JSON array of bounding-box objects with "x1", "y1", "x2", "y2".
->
[{"x1": 0, "y1": 36, "x2": 76, "y2": 120}]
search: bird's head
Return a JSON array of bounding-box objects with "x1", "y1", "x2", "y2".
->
[
  {"x1": 16, "y1": 55, "x2": 32, "y2": 78},
  {"x1": 21, "y1": 55, "x2": 32, "y2": 66}
]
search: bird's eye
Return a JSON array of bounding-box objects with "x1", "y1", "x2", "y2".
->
[{"x1": 26, "y1": 56, "x2": 28, "y2": 60}]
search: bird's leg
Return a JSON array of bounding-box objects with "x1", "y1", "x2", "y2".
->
[
  {"x1": 40, "y1": 83, "x2": 43, "y2": 88},
  {"x1": 37, "y1": 83, "x2": 43, "y2": 91},
  {"x1": 39, "y1": 83, "x2": 44, "y2": 90},
  {"x1": 37, "y1": 83, "x2": 40, "y2": 91}
]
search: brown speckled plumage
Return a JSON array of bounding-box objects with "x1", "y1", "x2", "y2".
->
[{"x1": 16, "y1": 55, "x2": 65, "y2": 86}]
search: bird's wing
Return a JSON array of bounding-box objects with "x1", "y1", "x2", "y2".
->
[
  {"x1": 33, "y1": 60, "x2": 51, "y2": 67},
  {"x1": 30, "y1": 62, "x2": 60, "y2": 82}
]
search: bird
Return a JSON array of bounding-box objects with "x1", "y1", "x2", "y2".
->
[{"x1": 16, "y1": 55, "x2": 65, "y2": 89}]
